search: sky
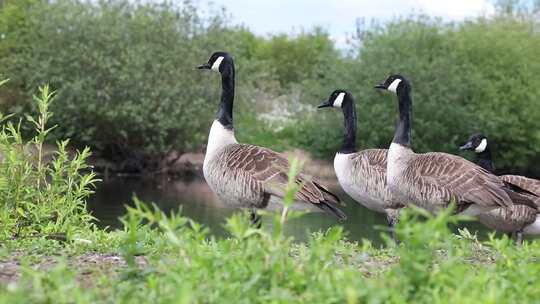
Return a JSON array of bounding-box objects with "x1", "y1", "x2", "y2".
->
[{"x1": 202, "y1": 0, "x2": 496, "y2": 47}]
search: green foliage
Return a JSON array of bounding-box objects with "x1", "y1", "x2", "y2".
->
[
  {"x1": 4, "y1": 197, "x2": 540, "y2": 303},
  {"x1": 0, "y1": 0, "x2": 261, "y2": 159},
  {"x1": 250, "y1": 28, "x2": 341, "y2": 87},
  {"x1": 1, "y1": 0, "x2": 540, "y2": 174},
  {"x1": 0, "y1": 0, "x2": 345, "y2": 166},
  {"x1": 0, "y1": 83, "x2": 97, "y2": 241},
  {"x1": 345, "y1": 15, "x2": 540, "y2": 171}
]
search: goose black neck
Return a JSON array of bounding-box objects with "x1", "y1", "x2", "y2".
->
[
  {"x1": 216, "y1": 63, "x2": 235, "y2": 129},
  {"x1": 339, "y1": 96, "x2": 357, "y2": 154},
  {"x1": 476, "y1": 148, "x2": 494, "y2": 172},
  {"x1": 392, "y1": 86, "x2": 412, "y2": 147}
]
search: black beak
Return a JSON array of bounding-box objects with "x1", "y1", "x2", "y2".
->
[
  {"x1": 374, "y1": 84, "x2": 387, "y2": 90},
  {"x1": 459, "y1": 141, "x2": 474, "y2": 151},
  {"x1": 196, "y1": 63, "x2": 211, "y2": 70},
  {"x1": 318, "y1": 100, "x2": 332, "y2": 108}
]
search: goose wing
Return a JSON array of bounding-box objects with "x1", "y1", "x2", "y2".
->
[
  {"x1": 407, "y1": 152, "x2": 517, "y2": 209},
  {"x1": 351, "y1": 149, "x2": 404, "y2": 209},
  {"x1": 361, "y1": 148, "x2": 388, "y2": 169},
  {"x1": 500, "y1": 175, "x2": 540, "y2": 196},
  {"x1": 353, "y1": 149, "x2": 387, "y2": 183},
  {"x1": 500, "y1": 175, "x2": 540, "y2": 205},
  {"x1": 223, "y1": 144, "x2": 346, "y2": 220}
]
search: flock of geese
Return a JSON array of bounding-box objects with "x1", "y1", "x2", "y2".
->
[{"x1": 197, "y1": 51, "x2": 540, "y2": 244}]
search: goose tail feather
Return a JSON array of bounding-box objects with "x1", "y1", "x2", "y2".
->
[{"x1": 316, "y1": 200, "x2": 347, "y2": 221}]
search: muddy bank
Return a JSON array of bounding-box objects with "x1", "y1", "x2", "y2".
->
[
  {"x1": 6, "y1": 144, "x2": 538, "y2": 180},
  {"x1": 90, "y1": 149, "x2": 340, "y2": 185},
  {"x1": 0, "y1": 252, "x2": 148, "y2": 287}
]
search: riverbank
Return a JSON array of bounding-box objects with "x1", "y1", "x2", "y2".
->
[
  {"x1": 2, "y1": 207, "x2": 540, "y2": 303},
  {"x1": 89, "y1": 149, "x2": 340, "y2": 183}
]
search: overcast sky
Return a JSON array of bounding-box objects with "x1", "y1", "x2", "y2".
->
[{"x1": 202, "y1": 0, "x2": 496, "y2": 47}]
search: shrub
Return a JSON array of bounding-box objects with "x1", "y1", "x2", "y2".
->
[
  {"x1": 346, "y1": 16, "x2": 540, "y2": 172},
  {"x1": 1, "y1": 1, "x2": 540, "y2": 174},
  {"x1": 0, "y1": 82, "x2": 97, "y2": 241},
  {"x1": 0, "y1": 0, "x2": 266, "y2": 166}
]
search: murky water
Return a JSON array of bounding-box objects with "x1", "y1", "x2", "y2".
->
[{"x1": 88, "y1": 175, "x2": 489, "y2": 245}]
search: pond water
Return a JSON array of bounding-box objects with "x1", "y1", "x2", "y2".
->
[{"x1": 87, "y1": 175, "x2": 489, "y2": 245}]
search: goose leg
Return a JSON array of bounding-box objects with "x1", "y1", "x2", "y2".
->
[
  {"x1": 386, "y1": 209, "x2": 400, "y2": 244},
  {"x1": 250, "y1": 209, "x2": 262, "y2": 229},
  {"x1": 516, "y1": 230, "x2": 523, "y2": 246}
]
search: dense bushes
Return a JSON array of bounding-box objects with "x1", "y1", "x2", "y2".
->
[
  {"x1": 346, "y1": 16, "x2": 540, "y2": 171},
  {"x1": 1, "y1": 0, "x2": 237, "y2": 158},
  {"x1": 1, "y1": 0, "x2": 539, "y2": 173}
]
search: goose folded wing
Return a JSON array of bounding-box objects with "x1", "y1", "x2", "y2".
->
[
  {"x1": 408, "y1": 153, "x2": 514, "y2": 208},
  {"x1": 359, "y1": 150, "x2": 388, "y2": 184},
  {"x1": 500, "y1": 175, "x2": 540, "y2": 205},
  {"x1": 350, "y1": 150, "x2": 403, "y2": 209},
  {"x1": 223, "y1": 144, "x2": 345, "y2": 218},
  {"x1": 363, "y1": 149, "x2": 388, "y2": 169},
  {"x1": 500, "y1": 175, "x2": 540, "y2": 196},
  {"x1": 354, "y1": 152, "x2": 388, "y2": 186}
]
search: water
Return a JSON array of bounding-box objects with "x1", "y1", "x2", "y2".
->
[{"x1": 88, "y1": 175, "x2": 489, "y2": 245}]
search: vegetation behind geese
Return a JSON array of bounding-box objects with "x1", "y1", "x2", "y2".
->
[{"x1": 1, "y1": 0, "x2": 540, "y2": 175}]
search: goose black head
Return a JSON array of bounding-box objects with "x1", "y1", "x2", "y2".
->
[
  {"x1": 197, "y1": 51, "x2": 233, "y2": 73},
  {"x1": 318, "y1": 89, "x2": 352, "y2": 109},
  {"x1": 459, "y1": 133, "x2": 488, "y2": 153},
  {"x1": 374, "y1": 74, "x2": 410, "y2": 94}
]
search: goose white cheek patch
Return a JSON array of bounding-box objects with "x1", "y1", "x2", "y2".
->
[
  {"x1": 211, "y1": 56, "x2": 224, "y2": 72},
  {"x1": 388, "y1": 79, "x2": 402, "y2": 93},
  {"x1": 475, "y1": 138, "x2": 488, "y2": 153},
  {"x1": 333, "y1": 92, "x2": 345, "y2": 108}
]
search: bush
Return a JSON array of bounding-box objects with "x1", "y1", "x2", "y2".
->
[
  {"x1": 0, "y1": 0, "x2": 266, "y2": 165},
  {"x1": 344, "y1": 15, "x2": 540, "y2": 172},
  {"x1": 0, "y1": 82, "x2": 97, "y2": 241},
  {"x1": 1, "y1": 0, "x2": 539, "y2": 174}
]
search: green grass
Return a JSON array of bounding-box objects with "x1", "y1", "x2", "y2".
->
[{"x1": 2, "y1": 204, "x2": 540, "y2": 303}]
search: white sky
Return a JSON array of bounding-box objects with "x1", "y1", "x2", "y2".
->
[{"x1": 201, "y1": 0, "x2": 496, "y2": 47}]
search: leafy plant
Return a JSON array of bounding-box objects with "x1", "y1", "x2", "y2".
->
[{"x1": 0, "y1": 83, "x2": 97, "y2": 241}]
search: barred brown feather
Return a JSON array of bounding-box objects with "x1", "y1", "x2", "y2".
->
[{"x1": 205, "y1": 143, "x2": 346, "y2": 220}]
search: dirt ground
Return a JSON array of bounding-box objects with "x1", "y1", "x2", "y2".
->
[{"x1": 0, "y1": 252, "x2": 148, "y2": 286}]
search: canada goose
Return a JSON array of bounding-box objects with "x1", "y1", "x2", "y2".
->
[
  {"x1": 459, "y1": 133, "x2": 540, "y2": 241},
  {"x1": 374, "y1": 74, "x2": 537, "y2": 222},
  {"x1": 318, "y1": 90, "x2": 404, "y2": 239},
  {"x1": 459, "y1": 134, "x2": 540, "y2": 198},
  {"x1": 197, "y1": 52, "x2": 346, "y2": 225}
]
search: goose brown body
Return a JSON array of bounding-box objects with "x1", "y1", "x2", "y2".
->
[
  {"x1": 500, "y1": 175, "x2": 540, "y2": 204},
  {"x1": 459, "y1": 134, "x2": 540, "y2": 234},
  {"x1": 387, "y1": 145, "x2": 535, "y2": 215},
  {"x1": 477, "y1": 205, "x2": 537, "y2": 233},
  {"x1": 335, "y1": 149, "x2": 404, "y2": 212},
  {"x1": 204, "y1": 143, "x2": 345, "y2": 217},
  {"x1": 479, "y1": 176, "x2": 540, "y2": 233}
]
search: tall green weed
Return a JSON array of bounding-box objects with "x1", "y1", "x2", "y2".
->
[{"x1": 0, "y1": 82, "x2": 97, "y2": 241}]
